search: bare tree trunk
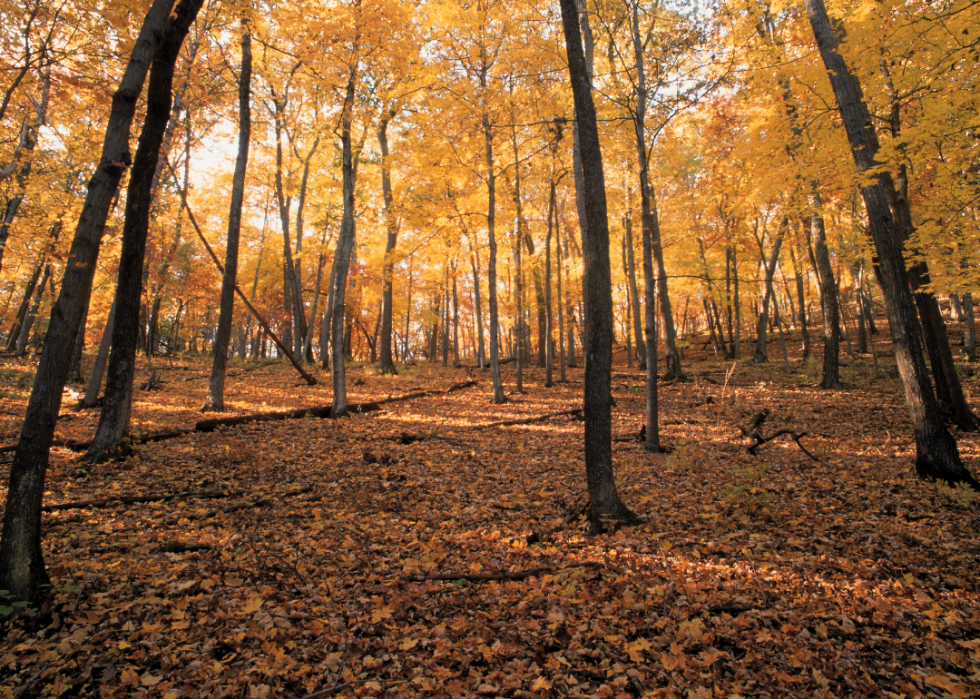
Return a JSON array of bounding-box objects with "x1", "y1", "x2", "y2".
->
[
  {"x1": 14, "y1": 263, "x2": 50, "y2": 357},
  {"x1": 330, "y1": 67, "x2": 358, "y2": 417},
  {"x1": 752, "y1": 219, "x2": 785, "y2": 364},
  {"x1": 624, "y1": 202, "x2": 646, "y2": 368},
  {"x1": 377, "y1": 109, "x2": 399, "y2": 374},
  {"x1": 203, "y1": 23, "x2": 251, "y2": 412},
  {"x1": 561, "y1": 0, "x2": 638, "y2": 526},
  {"x1": 964, "y1": 293, "x2": 976, "y2": 362},
  {"x1": 484, "y1": 107, "x2": 506, "y2": 403}
]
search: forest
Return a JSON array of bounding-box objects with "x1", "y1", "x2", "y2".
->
[{"x1": 1, "y1": 0, "x2": 980, "y2": 696}]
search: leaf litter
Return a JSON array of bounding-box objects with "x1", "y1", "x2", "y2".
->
[{"x1": 1, "y1": 347, "x2": 980, "y2": 699}]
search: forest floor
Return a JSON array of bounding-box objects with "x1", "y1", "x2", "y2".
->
[{"x1": 2, "y1": 331, "x2": 980, "y2": 699}]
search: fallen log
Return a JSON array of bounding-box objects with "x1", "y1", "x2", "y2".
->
[
  {"x1": 409, "y1": 560, "x2": 601, "y2": 583},
  {"x1": 397, "y1": 407, "x2": 582, "y2": 444},
  {"x1": 41, "y1": 489, "x2": 238, "y2": 512},
  {"x1": 2, "y1": 382, "x2": 482, "y2": 453},
  {"x1": 43, "y1": 485, "x2": 314, "y2": 513}
]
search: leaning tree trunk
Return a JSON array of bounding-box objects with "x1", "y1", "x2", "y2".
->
[
  {"x1": 964, "y1": 293, "x2": 976, "y2": 362},
  {"x1": 560, "y1": 0, "x2": 638, "y2": 526},
  {"x1": 0, "y1": 0, "x2": 193, "y2": 606},
  {"x1": 804, "y1": 0, "x2": 977, "y2": 487},
  {"x1": 203, "y1": 24, "x2": 251, "y2": 412},
  {"x1": 85, "y1": 0, "x2": 204, "y2": 463}
]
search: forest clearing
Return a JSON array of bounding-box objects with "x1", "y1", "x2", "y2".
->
[{"x1": 2, "y1": 337, "x2": 980, "y2": 699}]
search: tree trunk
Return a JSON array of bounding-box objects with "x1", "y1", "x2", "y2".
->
[
  {"x1": 15, "y1": 263, "x2": 50, "y2": 357},
  {"x1": 624, "y1": 203, "x2": 646, "y2": 368},
  {"x1": 330, "y1": 67, "x2": 358, "y2": 417},
  {"x1": 203, "y1": 24, "x2": 250, "y2": 412},
  {"x1": 752, "y1": 219, "x2": 785, "y2": 364},
  {"x1": 0, "y1": 0, "x2": 194, "y2": 606},
  {"x1": 377, "y1": 109, "x2": 399, "y2": 374},
  {"x1": 963, "y1": 293, "x2": 976, "y2": 362},
  {"x1": 484, "y1": 106, "x2": 507, "y2": 403},
  {"x1": 560, "y1": 0, "x2": 638, "y2": 526},
  {"x1": 804, "y1": 0, "x2": 977, "y2": 486},
  {"x1": 810, "y1": 212, "x2": 842, "y2": 388},
  {"x1": 545, "y1": 177, "x2": 556, "y2": 387},
  {"x1": 85, "y1": 0, "x2": 203, "y2": 463},
  {"x1": 0, "y1": 68, "x2": 49, "y2": 275}
]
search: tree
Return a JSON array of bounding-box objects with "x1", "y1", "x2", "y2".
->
[
  {"x1": 803, "y1": 0, "x2": 978, "y2": 488},
  {"x1": 204, "y1": 18, "x2": 252, "y2": 412},
  {"x1": 0, "y1": 0, "x2": 200, "y2": 605},
  {"x1": 559, "y1": 0, "x2": 638, "y2": 529}
]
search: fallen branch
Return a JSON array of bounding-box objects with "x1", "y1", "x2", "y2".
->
[
  {"x1": 165, "y1": 157, "x2": 316, "y2": 386},
  {"x1": 397, "y1": 407, "x2": 582, "y2": 444},
  {"x1": 1, "y1": 382, "x2": 481, "y2": 453},
  {"x1": 409, "y1": 560, "x2": 601, "y2": 583},
  {"x1": 737, "y1": 409, "x2": 819, "y2": 462},
  {"x1": 42, "y1": 489, "x2": 238, "y2": 512}
]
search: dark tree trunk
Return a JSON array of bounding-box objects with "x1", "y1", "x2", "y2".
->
[
  {"x1": 545, "y1": 177, "x2": 556, "y2": 387},
  {"x1": 791, "y1": 245, "x2": 811, "y2": 361},
  {"x1": 624, "y1": 204, "x2": 646, "y2": 368},
  {"x1": 804, "y1": 0, "x2": 977, "y2": 486},
  {"x1": 0, "y1": 0, "x2": 193, "y2": 605},
  {"x1": 810, "y1": 212, "x2": 842, "y2": 388},
  {"x1": 752, "y1": 220, "x2": 785, "y2": 364},
  {"x1": 85, "y1": 0, "x2": 203, "y2": 462},
  {"x1": 5, "y1": 263, "x2": 42, "y2": 351},
  {"x1": 963, "y1": 293, "x2": 976, "y2": 362},
  {"x1": 560, "y1": 0, "x2": 638, "y2": 526},
  {"x1": 377, "y1": 109, "x2": 399, "y2": 375},
  {"x1": 204, "y1": 24, "x2": 251, "y2": 412},
  {"x1": 15, "y1": 263, "x2": 50, "y2": 357}
]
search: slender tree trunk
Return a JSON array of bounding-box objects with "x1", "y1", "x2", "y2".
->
[
  {"x1": 809, "y1": 212, "x2": 842, "y2": 388},
  {"x1": 560, "y1": 0, "x2": 638, "y2": 526},
  {"x1": 963, "y1": 293, "x2": 976, "y2": 362},
  {"x1": 791, "y1": 245, "x2": 811, "y2": 360},
  {"x1": 377, "y1": 110, "x2": 399, "y2": 374},
  {"x1": 0, "y1": 68, "x2": 49, "y2": 275},
  {"x1": 484, "y1": 107, "x2": 506, "y2": 403},
  {"x1": 203, "y1": 24, "x2": 250, "y2": 412},
  {"x1": 752, "y1": 219, "x2": 785, "y2": 364},
  {"x1": 557, "y1": 209, "x2": 567, "y2": 383},
  {"x1": 469, "y1": 245, "x2": 485, "y2": 370},
  {"x1": 330, "y1": 67, "x2": 358, "y2": 417},
  {"x1": 5, "y1": 264, "x2": 42, "y2": 351},
  {"x1": 14, "y1": 264, "x2": 50, "y2": 357},
  {"x1": 805, "y1": 0, "x2": 977, "y2": 486},
  {"x1": 624, "y1": 203, "x2": 646, "y2": 368},
  {"x1": 545, "y1": 178, "x2": 556, "y2": 387},
  {"x1": 0, "y1": 0, "x2": 193, "y2": 605}
]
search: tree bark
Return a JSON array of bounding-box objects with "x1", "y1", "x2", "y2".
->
[
  {"x1": 804, "y1": 0, "x2": 977, "y2": 486},
  {"x1": 560, "y1": 0, "x2": 638, "y2": 527},
  {"x1": 203, "y1": 23, "x2": 251, "y2": 412}
]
